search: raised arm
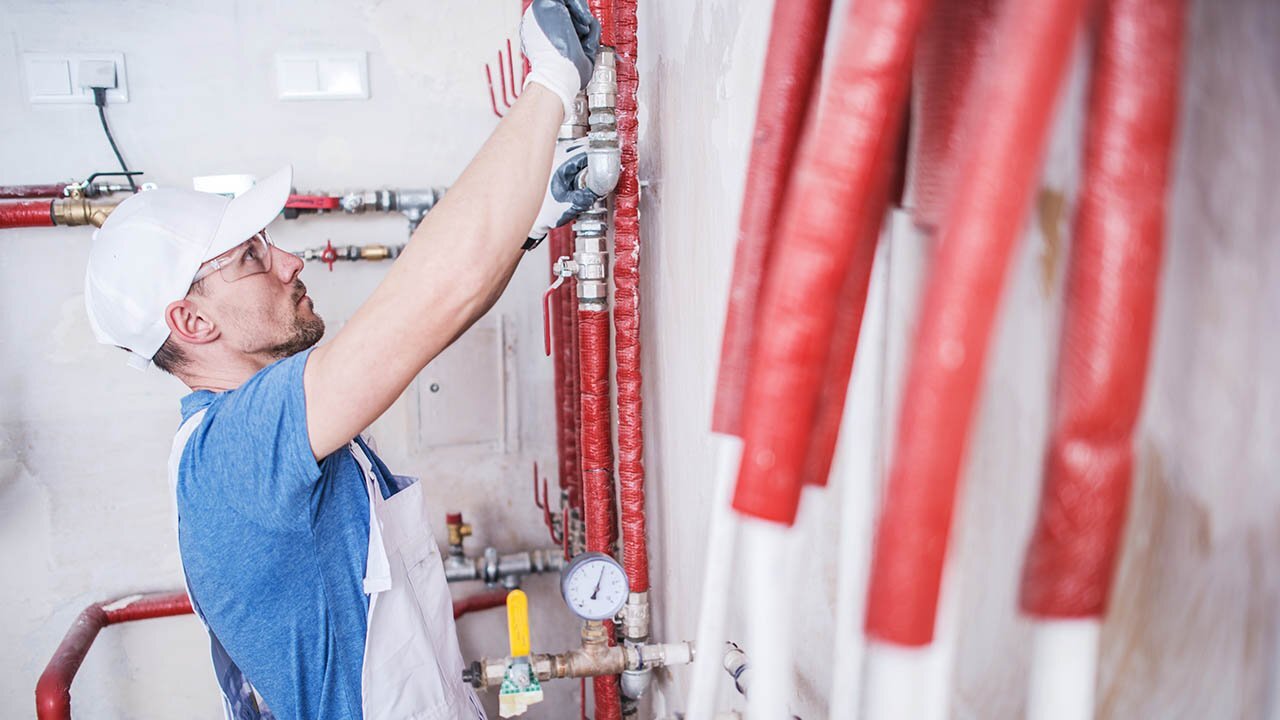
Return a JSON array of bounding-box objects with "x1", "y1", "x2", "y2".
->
[{"x1": 303, "y1": 0, "x2": 600, "y2": 459}]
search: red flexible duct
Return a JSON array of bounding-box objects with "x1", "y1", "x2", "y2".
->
[
  {"x1": 1020, "y1": 0, "x2": 1183, "y2": 618},
  {"x1": 909, "y1": 0, "x2": 1003, "y2": 232},
  {"x1": 589, "y1": 0, "x2": 615, "y2": 47},
  {"x1": 731, "y1": 0, "x2": 925, "y2": 525},
  {"x1": 864, "y1": 0, "x2": 1090, "y2": 647},
  {"x1": 578, "y1": 307, "x2": 621, "y2": 719},
  {"x1": 711, "y1": 0, "x2": 834, "y2": 437},
  {"x1": 36, "y1": 592, "x2": 193, "y2": 720},
  {"x1": 0, "y1": 200, "x2": 55, "y2": 229},
  {"x1": 613, "y1": 0, "x2": 649, "y2": 595},
  {"x1": 0, "y1": 184, "x2": 67, "y2": 200}
]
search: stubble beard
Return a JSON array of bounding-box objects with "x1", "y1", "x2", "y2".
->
[{"x1": 265, "y1": 284, "x2": 326, "y2": 359}]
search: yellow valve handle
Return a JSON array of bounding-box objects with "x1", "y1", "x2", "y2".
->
[{"x1": 506, "y1": 589, "x2": 531, "y2": 658}]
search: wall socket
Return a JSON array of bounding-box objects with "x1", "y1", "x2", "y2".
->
[{"x1": 23, "y1": 52, "x2": 128, "y2": 104}]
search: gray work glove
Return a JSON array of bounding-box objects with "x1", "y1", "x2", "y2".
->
[
  {"x1": 521, "y1": 0, "x2": 601, "y2": 117},
  {"x1": 524, "y1": 138, "x2": 600, "y2": 250}
]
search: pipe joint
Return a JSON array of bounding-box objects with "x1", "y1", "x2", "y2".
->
[
  {"x1": 560, "y1": 93, "x2": 590, "y2": 140},
  {"x1": 466, "y1": 634, "x2": 693, "y2": 690},
  {"x1": 621, "y1": 591, "x2": 650, "y2": 642},
  {"x1": 52, "y1": 197, "x2": 118, "y2": 227},
  {"x1": 585, "y1": 49, "x2": 621, "y2": 196}
]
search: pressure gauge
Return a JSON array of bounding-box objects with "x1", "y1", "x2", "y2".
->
[{"x1": 560, "y1": 552, "x2": 629, "y2": 621}]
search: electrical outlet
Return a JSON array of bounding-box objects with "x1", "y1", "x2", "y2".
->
[{"x1": 23, "y1": 52, "x2": 128, "y2": 104}]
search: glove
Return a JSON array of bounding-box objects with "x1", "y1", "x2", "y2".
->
[
  {"x1": 523, "y1": 138, "x2": 600, "y2": 249},
  {"x1": 521, "y1": 0, "x2": 601, "y2": 117}
]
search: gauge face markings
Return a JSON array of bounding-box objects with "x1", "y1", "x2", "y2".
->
[{"x1": 560, "y1": 552, "x2": 630, "y2": 620}]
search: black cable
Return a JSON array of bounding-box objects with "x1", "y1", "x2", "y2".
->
[{"x1": 93, "y1": 87, "x2": 137, "y2": 192}]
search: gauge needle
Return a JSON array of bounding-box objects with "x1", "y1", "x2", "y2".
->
[{"x1": 590, "y1": 567, "x2": 605, "y2": 600}]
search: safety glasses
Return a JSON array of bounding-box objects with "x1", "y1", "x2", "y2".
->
[{"x1": 192, "y1": 230, "x2": 274, "y2": 284}]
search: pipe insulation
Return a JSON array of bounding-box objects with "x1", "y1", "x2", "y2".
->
[
  {"x1": 1020, "y1": 0, "x2": 1184, "y2": 618},
  {"x1": 908, "y1": 0, "x2": 1003, "y2": 231},
  {"x1": 612, "y1": 0, "x2": 649, "y2": 596},
  {"x1": 0, "y1": 184, "x2": 67, "y2": 200},
  {"x1": 551, "y1": 226, "x2": 582, "y2": 507},
  {"x1": 864, "y1": 0, "x2": 1091, "y2": 646},
  {"x1": 732, "y1": 0, "x2": 926, "y2": 525},
  {"x1": 578, "y1": 307, "x2": 622, "y2": 720},
  {"x1": 710, "y1": 0, "x2": 834, "y2": 437},
  {"x1": 589, "y1": 0, "x2": 615, "y2": 47},
  {"x1": 0, "y1": 200, "x2": 55, "y2": 229}
]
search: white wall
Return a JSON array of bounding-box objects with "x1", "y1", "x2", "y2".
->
[{"x1": 0, "y1": 1, "x2": 582, "y2": 717}]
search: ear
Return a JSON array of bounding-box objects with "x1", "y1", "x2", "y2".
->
[{"x1": 165, "y1": 299, "x2": 220, "y2": 345}]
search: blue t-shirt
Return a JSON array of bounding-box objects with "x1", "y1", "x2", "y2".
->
[{"x1": 176, "y1": 350, "x2": 397, "y2": 720}]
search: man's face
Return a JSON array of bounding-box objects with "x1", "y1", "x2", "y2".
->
[{"x1": 193, "y1": 239, "x2": 325, "y2": 360}]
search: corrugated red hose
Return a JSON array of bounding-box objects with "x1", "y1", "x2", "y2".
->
[
  {"x1": 732, "y1": 0, "x2": 925, "y2": 526},
  {"x1": 589, "y1": 0, "x2": 615, "y2": 47},
  {"x1": 864, "y1": 0, "x2": 1090, "y2": 646},
  {"x1": 550, "y1": 226, "x2": 582, "y2": 507},
  {"x1": 0, "y1": 200, "x2": 55, "y2": 229},
  {"x1": 1020, "y1": 0, "x2": 1184, "y2": 618},
  {"x1": 711, "y1": 0, "x2": 834, "y2": 438}
]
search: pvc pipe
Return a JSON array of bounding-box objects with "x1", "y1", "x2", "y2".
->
[
  {"x1": 864, "y1": 0, "x2": 1090, "y2": 647},
  {"x1": 1026, "y1": 620, "x2": 1101, "y2": 720},
  {"x1": 711, "y1": 0, "x2": 833, "y2": 438},
  {"x1": 686, "y1": 434, "x2": 744, "y2": 720},
  {"x1": 0, "y1": 184, "x2": 67, "y2": 199},
  {"x1": 908, "y1": 0, "x2": 1003, "y2": 232},
  {"x1": 732, "y1": 0, "x2": 925, "y2": 526},
  {"x1": 0, "y1": 200, "x2": 55, "y2": 229},
  {"x1": 612, "y1": 0, "x2": 649, "y2": 596},
  {"x1": 742, "y1": 518, "x2": 792, "y2": 720},
  {"x1": 1020, "y1": 0, "x2": 1184, "y2": 619}
]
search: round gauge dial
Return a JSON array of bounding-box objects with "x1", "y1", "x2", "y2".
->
[{"x1": 560, "y1": 552, "x2": 629, "y2": 621}]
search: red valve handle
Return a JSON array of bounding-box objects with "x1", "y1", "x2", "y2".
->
[{"x1": 321, "y1": 240, "x2": 338, "y2": 271}]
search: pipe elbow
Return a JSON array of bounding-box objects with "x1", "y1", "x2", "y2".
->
[{"x1": 586, "y1": 148, "x2": 622, "y2": 196}]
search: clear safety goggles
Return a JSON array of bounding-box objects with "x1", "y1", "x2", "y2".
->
[{"x1": 192, "y1": 230, "x2": 274, "y2": 284}]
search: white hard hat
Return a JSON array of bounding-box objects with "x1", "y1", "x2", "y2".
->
[{"x1": 84, "y1": 166, "x2": 293, "y2": 369}]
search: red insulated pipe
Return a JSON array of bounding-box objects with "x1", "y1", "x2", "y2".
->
[
  {"x1": 612, "y1": 0, "x2": 649, "y2": 595},
  {"x1": 452, "y1": 588, "x2": 511, "y2": 619},
  {"x1": 0, "y1": 200, "x2": 55, "y2": 229},
  {"x1": 578, "y1": 307, "x2": 621, "y2": 718},
  {"x1": 711, "y1": 0, "x2": 834, "y2": 438},
  {"x1": 569, "y1": 292, "x2": 585, "y2": 510},
  {"x1": 36, "y1": 592, "x2": 193, "y2": 720},
  {"x1": 731, "y1": 0, "x2": 925, "y2": 526},
  {"x1": 909, "y1": 0, "x2": 1003, "y2": 232},
  {"x1": 864, "y1": 0, "x2": 1091, "y2": 647},
  {"x1": 551, "y1": 228, "x2": 573, "y2": 495},
  {"x1": 0, "y1": 184, "x2": 67, "y2": 199},
  {"x1": 1020, "y1": 0, "x2": 1183, "y2": 618},
  {"x1": 589, "y1": 0, "x2": 615, "y2": 47}
]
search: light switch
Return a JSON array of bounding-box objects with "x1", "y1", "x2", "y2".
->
[
  {"x1": 24, "y1": 52, "x2": 128, "y2": 104},
  {"x1": 275, "y1": 52, "x2": 368, "y2": 101}
]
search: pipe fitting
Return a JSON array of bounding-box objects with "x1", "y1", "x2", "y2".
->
[
  {"x1": 466, "y1": 632, "x2": 694, "y2": 690},
  {"x1": 622, "y1": 591, "x2": 650, "y2": 643},
  {"x1": 560, "y1": 92, "x2": 590, "y2": 140},
  {"x1": 722, "y1": 642, "x2": 750, "y2": 697},
  {"x1": 573, "y1": 199, "x2": 611, "y2": 307},
  {"x1": 52, "y1": 197, "x2": 118, "y2": 227},
  {"x1": 443, "y1": 547, "x2": 565, "y2": 585},
  {"x1": 585, "y1": 49, "x2": 621, "y2": 196}
]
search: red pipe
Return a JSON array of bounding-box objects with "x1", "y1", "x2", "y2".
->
[
  {"x1": 589, "y1": 0, "x2": 615, "y2": 47},
  {"x1": 551, "y1": 228, "x2": 573, "y2": 496},
  {"x1": 711, "y1": 0, "x2": 834, "y2": 438},
  {"x1": 909, "y1": 0, "x2": 1003, "y2": 232},
  {"x1": 453, "y1": 588, "x2": 511, "y2": 619},
  {"x1": 569, "y1": 292, "x2": 585, "y2": 511},
  {"x1": 0, "y1": 200, "x2": 55, "y2": 229},
  {"x1": 36, "y1": 592, "x2": 193, "y2": 720},
  {"x1": 578, "y1": 308, "x2": 621, "y2": 718},
  {"x1": 612, "y1": 0, "x2": 649, "y2": 596},
  {"x1": 864, "y1": 0, "x2": 1090, "y2": 647},
  {"x1": 0, "y1": 184, "x2": 67, "y2": 199},
  {"x1": 732, "y1": 0, "x2": 925, "y2": 526},
  {"x1": 1020, "y1": 0, "x2": 1183, "y2": 619}
]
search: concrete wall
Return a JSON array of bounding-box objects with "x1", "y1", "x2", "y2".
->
[{"x1": 4, "y1": 0, "x2": 1279, "y2": 718}]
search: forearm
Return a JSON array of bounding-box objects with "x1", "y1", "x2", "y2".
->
[{"x1": 304, "y1": 85, "x2": 564, "y2": 458}]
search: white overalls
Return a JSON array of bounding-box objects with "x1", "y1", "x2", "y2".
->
[{"x1": 169, "y1": 410, "x2": 487, "y2": 719}]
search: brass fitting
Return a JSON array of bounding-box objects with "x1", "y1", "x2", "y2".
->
[
  {"x1": 447, "y1": 516, "x2": 473, "y2": 549},
  {"x1": 52, "y1": 197, "x2": 118, "y2": 227}
]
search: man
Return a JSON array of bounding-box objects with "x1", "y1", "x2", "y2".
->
[{"x1": 81, "y1": 2, "x2": 601, "y2": 718}]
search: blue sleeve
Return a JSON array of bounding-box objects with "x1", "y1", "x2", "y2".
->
[{"x1": 184, "y1": 350, "x2": 322, "y2": 529}]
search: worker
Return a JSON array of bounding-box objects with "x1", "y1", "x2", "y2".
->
[{"x1": 80, "y1": 1, "x2": 600, "y2": 717}]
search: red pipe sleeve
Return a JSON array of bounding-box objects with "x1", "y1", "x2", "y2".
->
[
  {"x1": 613, "y1": 0, "x2": 649, "y2": 595},
  {"x1": 589, "y1": 0, "x2": 615, "y2": 47},
  {"x1": 0, "y1": 184, "x2": 67, "y2": 200},
  {"x1": 568, "y1": 290, "x2": 585, "y2": 510},
  {"x1": 864, "y1": 0, "x2": 1090, "y2": 647},
  {"x1": 0, "y1": 200, "x2": 55, "y2": 229},
  {"x1": 909, "y1": 0, "x2": 1003, "y2": 232},
  {"x1": 711, "y1": 0, "x2": 834, "y2": 437},
  {"x1": 577, "y1": 307, "x2": 621, "y2": 719},
  {"x1": 1020, "y1": 0, "x2": 1183, "y2": 618},
  {"x1": 551, "y1": 228, "x2": 573, "y2": 494},
  {"x1": 37, "y1": 592, "x2": 194, "y2": 720},
  {"x1": 731, "y1": 0, "x2": 925, "y2": 525}
]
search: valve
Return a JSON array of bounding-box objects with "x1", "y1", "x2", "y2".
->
[
  {"x1": 446, "y1": 512, "x2": 473, "y2": 558},
  {"x1": 499, "y1": 589, "x2": 543, "y2": 717},
  {"x1": 320, "y1": 240, "x2": 338, "y2": 271}
]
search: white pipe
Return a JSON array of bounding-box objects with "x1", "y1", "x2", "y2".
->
[
  {"x1": 1026, "y1": 619, "x2": 1100, "y2": 720},
  {"x1": 742, "y1": 517, "x2": 793, "y2": 720},
  {"x1": 827, "y1": 240, "x2": 890, "y2": 719},
  {"x1": 686, "y1": 434, "x2": 744, "y2": 720}
]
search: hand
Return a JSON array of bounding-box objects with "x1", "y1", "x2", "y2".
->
[
  {"x1": 521, "y1": 0, "x2": 601, "y2": 118},
  {"x1": 524, "y1": 138, "x2": 600, "y2": 249}
]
